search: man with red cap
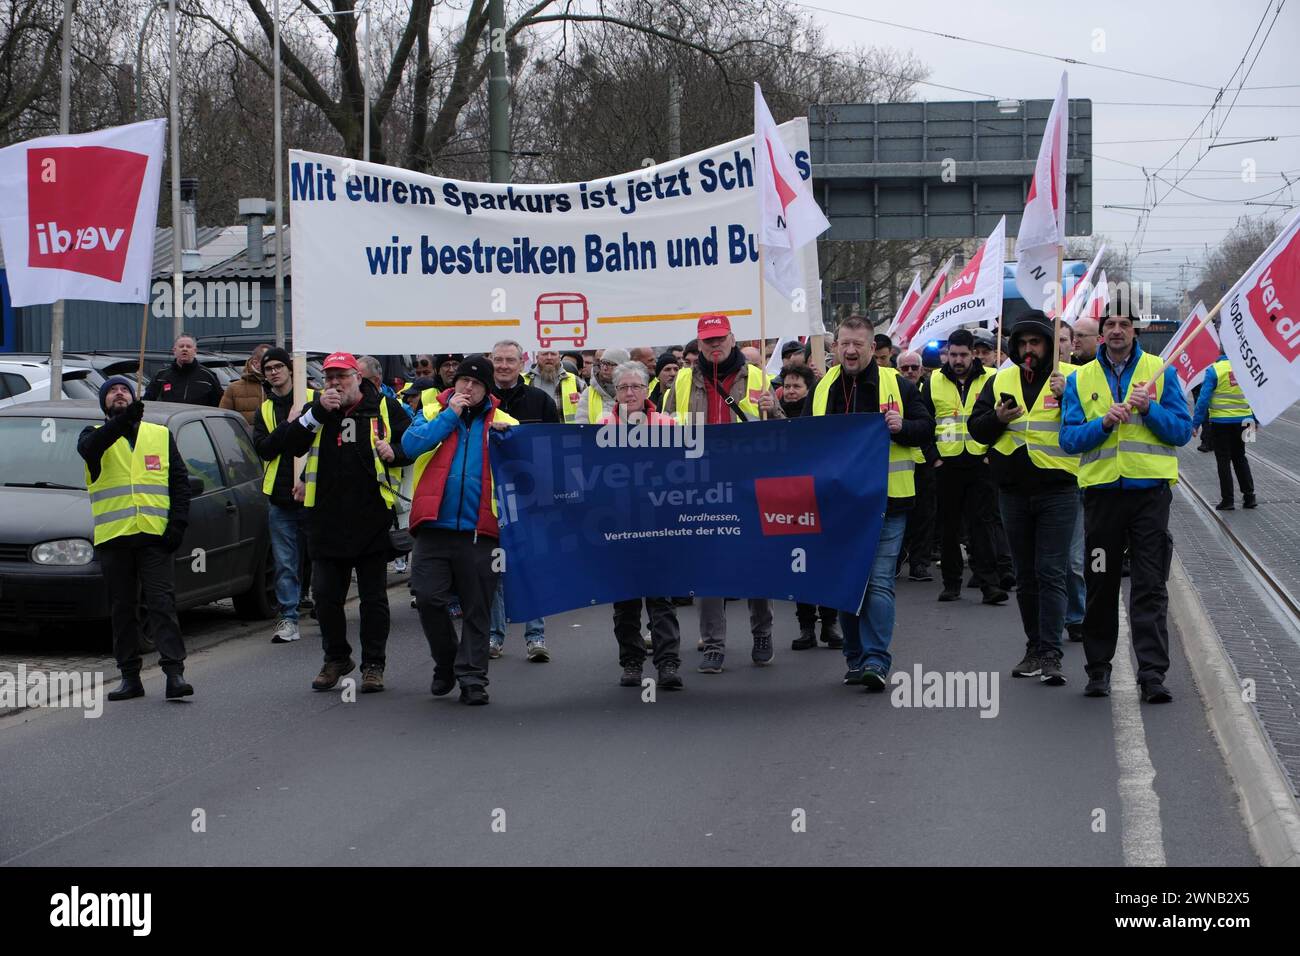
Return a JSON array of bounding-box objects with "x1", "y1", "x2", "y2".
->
[
  {"x1": 663, "y1": 313, "x2": 782, "y2": 674},
  {"x1": 280, "y1": 351, "x2": 413, "y2": 694}
]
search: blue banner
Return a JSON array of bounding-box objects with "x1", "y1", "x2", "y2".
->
[{"x1": 490, "y1": 415, "x2": 889, "y2": 621}]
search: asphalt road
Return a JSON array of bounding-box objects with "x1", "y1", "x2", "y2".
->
[{"x1": 0, "y1": 576, "x2": 1256, "y2": 866}]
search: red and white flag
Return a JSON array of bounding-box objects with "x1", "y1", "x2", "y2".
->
[
  {"x1": 910, "y1": 218, "x2": 1006, "y2": 346},
  {"x1": 1085, "y1": 268, "x2": 1110, "y2": 319},
  {"x1": 754, "y1": 83, "x2": 830, "y2": 301},
  {"x1": 895, "y1": 259, "x2": 954, "y2": 347},
  {"x1": 0, "y1": 119, "x2": 165, "y2": 307},
  {"x1": 886, "y1": 272, "x2": 923, "y2": 338},
  {"x1": 1214, "y1": 210, "x2": 1300, "y2": 424},
  {"x1": 1160, "y1": 300, "x2": 1221, "y2": 394},
  {"x1": 1014, "y1": 72, "x2": 1069, "y2": 314},
  {"x1": 1057, "y1": 244, "x2": 1105, "y2": 324}
]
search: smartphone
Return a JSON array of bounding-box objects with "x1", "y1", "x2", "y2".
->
[{"x1": 999, "y1": 393, "x2": 1017, "y2": 407}]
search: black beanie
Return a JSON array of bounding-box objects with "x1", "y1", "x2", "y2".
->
[
  {"x1": 99, "y1": 375, "x2": 136, "y2": 414},
  {"x1": 453, "y1": 354, "x2": 495, "y2": 392},
  {"x1": 261, "y1": 346, "x2": 292, "y2": 371},
  {"x1": 655, "y1": 352, "x2": 679, "y2": 375}
]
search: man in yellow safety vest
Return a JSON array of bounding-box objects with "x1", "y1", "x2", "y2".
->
[{"x1": 1191, "y1": 349, "x2": 1257, "y2": 510}]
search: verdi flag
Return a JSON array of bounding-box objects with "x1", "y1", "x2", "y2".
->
[
  {"x1": 895, "y1": 258, "x2": 953, "y2": 347},
  {"x1": 1160, "y1": 300, "x2": 1221, "y2": 394},
  {"x1": 1014, "y1": 72, "x2": 1069, "y2": 314},
  {"x1": 909, "y1": 218, "x2": 1005, "y2": 346},
  {"x1": 886, "y1": 272, "x2": 923, "y2": 338}
]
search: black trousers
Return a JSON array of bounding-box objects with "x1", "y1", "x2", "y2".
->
[
  {"x1": 1210, "y1": 422, "x2": 1254, "y2": 502},
  {"x1": 313, "y1": 551, "x2": 390, "y2": 668},
  {"x1": 1082, "y1": 484, "x2": 1174, "y2": 685},
  {"x1": 100, "y1": 542, "x2": 186, "y2": 678},
  {"x1": 900, "y1": 461, "x2": 936, "y2": 573},
  {"x1": 613, "y1": 597, "x2": 681, "y2": 669},
  {"x1": 935, "y1": 463, "x2": 1000, "y2": 588},
  {"x1": 795, "y1": 602, "x2": 837, "y2": 628},
  {"x1": 410, "y1": 527, "x2": 499, "y2": 688}
]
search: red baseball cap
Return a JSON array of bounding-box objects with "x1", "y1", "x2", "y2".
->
[
  {"x1": 322, "y1": 351, "x2": 360, "y2": 371},
  {"x1": 697, "y1": 313, "x2": 732, "y2": 338}
]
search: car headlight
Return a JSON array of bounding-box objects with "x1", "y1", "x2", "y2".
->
[{"x1": 30, "y1": 538, "x2": 95, "y2": 566}]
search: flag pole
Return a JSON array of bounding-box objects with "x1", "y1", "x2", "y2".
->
[
  {"x1": 48, "y1": 0, "x2": 72, "y2": 400},
  {"x1": 758, "y1": 244, "x2": 769, "y2": 419},
  {"x1": 1053, "y1": 245, "x2": 1063, "y2": 373},
  {"x1": 136, "y1": 300, "x2": 149, "y2": 395},
  {"x1": 1154, "y1": 295, "x2": 1227, "y2": 376}
]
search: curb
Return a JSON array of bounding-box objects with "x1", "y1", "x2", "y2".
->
[{"x1": 1168, "y1": 552, "x2": 1300, "y2": 867}]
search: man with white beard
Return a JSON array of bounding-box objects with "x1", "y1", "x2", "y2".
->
[{"x1": 524, "y1": 349, "x2": 585, "y2": 423}]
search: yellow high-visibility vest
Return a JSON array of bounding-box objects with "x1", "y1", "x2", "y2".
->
[
  {"x1": 260, "y1": 389, "x2": 316, "y2": 495},
  {"x1": 1074, "y1": 352, "x2": 1178, "y2": 487},
  {"x1": 929, "y1": 367, "x2": 995, "y2": 456},
  {"x1": 989, "y1": 364, "x2": 1079, "y2": 475},
  {"x1": 303, "y1": 398, "x2": 401, "y2": 507},
  {"x1": 84, "y1": 421, "x2": 171, "y2": 545},
  {"x1": 523, "y1": 371, "x2": 581, "y2": 423},
  {"x1": 811, "y1": 364, "x2": 924, "y2": 499},
  {"x1": 1207, "y1": 359, "x2": 1253, "y2": 421},
  {"x1": 671, "y1": 364, "x2": 766, "y2": 425},
  {"x1": 410, "y1": 391, "x2": 520, "y2": 526}
]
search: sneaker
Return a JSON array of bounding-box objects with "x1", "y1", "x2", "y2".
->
[
  {"x1": 1084, "y1": 672, "x2": 1111, "y2": 697},
  {"x1": 938, "y1": 587, "x2": 961, "y2": 602},
  {"x1": 820, "y1": 620, "x2": 843, "y2": 649},
  {"x1": 1140, "y1": 681, "x2": 1173, "y2": 704},
  {"x1": 908, "y1": 567, "x2": 934, "y2": 582},
  {"x1": 751, "y1": 634, "x2": 774, "y2": 666},
  {"x1": 460, "y1": 684, "x2": 489, "y2": 705},
  {"x1": 271, "y1": 618, "x2": 300, "y2": 643},
  {"x1": 526, "y1": 641, "x2": 550, "y2": 663},
  {"x1": 657, "y1": 662, "x2": 684, "y2": 691},
  {"x1": 488, "y1": 641, "x2": 503, "y2": 660},
  {"x1": 861, "y1": 666, "x2": 888, "y2": 692},
  {"x1": 312, "y1": 658, "x2": 355, "y2": 691},
  {"x1": 843, "y1": 668, "x2": 865, "y2": 686},
  {"x1": 1039, "y1": 655, "x2": 1067, "y2": 686},
  {"x1": 393, "y1": 556, "x2": 408, "y2": 573},
  {"x1": 1011, "y1": 653, "x2": 1041, "y2": 678},
  {"x1": 697, "y1": 651, "x2": 724, "y2": 674},
  {"x1": 1243, "y1": 493, "x2": 1258, "y2": 509},
  {"x1": 791, "y1": 626, "x2": 817, "y2": 651},
  {"x1": 360, "y1": 664, "x2": 385, "y2": 693},
  {"x1": 981, "y1": 586, "x2": 1009, "y2": 606},
  {"x1": 620, "y1": 662, "x2": 643, "y2": 686},
  {"x1": 1066, "y1": 622, "x2": 1083, "y2": 643}
]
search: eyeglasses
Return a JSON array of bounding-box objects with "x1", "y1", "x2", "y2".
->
[
  {"x1": 615, "y1": 383, "x2": 647, "y2": 392},
  {"x1": 898, "y1": 364, "x2": 921, "y2": 371},
  {"x1": 598, "y1": 361, "x2": 619, "y2": 369},
  {"x1": 262, "y1": 362, "x2": 287, "y2": 374}
]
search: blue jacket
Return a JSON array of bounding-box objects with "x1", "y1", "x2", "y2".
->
[
  {"x1": 1060, "y1": 341, "x2": 1192, "y2": 490},
  {"x1": 1191, "y1": 355, "x2": 1254, "y2": 428},
  {"x1": 400, "y1": 403, "x2": 489, "y2": 532}
]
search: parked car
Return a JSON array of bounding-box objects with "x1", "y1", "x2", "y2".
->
[
  {"x1": 0, "y1": 400, "x2": 275, "y2": 627},
  {"x1": 0, "y1": 361, "x2": 101, "y2": 408}
]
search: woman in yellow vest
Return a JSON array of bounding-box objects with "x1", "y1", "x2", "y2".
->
[
  {"x1": 77, "y1": 376, "x2": 193, "y2": 702},
  {"x1": 1190, "y1": 351, "x2": 1256, "y2": 510}
]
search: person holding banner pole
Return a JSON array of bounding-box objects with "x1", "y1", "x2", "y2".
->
[
  {"x1": 811, "y1": 316, "x2": 933, "y2": 691},
  {"x1": 663, "y1": 313, "x2": 781, "y2": 674},
  {"x1": 1059, "y1": 309, "x2": 1192, "y2": 702}
]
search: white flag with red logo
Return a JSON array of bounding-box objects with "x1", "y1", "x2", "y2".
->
[
  {"x1": 1159, "y1": 300, "x2": 1221, "y2": 394},
  {"x1": 910, "y1": 217, "x2": 1006, "y2": 345},
  {"x1": 754, "y1": 83, "x2": 830, "y2": 301},
  {"x1": 886, "y1": 272, "x2": 923, "y2": 338},
  {"x1": 1085, "y1": 268, "x2": 1110, "y2": 319},
  {"x1": 1014, "y1": 72, "x2": 1069, "y2": 314},
  {"x1": 1214, "y1": 210, "x2": 1300, "y2": 424},
  {"x1": 895, "y1": 259, "x2": 953, "y2": 347},
  {"x1": 1057, "y1": 244, "x2": 1105, "y2": 323},
  {"x1": 0, "y1": 119, "x2": 165, "y2": 307}
]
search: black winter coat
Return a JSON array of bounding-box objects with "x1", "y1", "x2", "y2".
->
[{"x1": 143, "y1": 360, "x2": 223, "y2": 406}]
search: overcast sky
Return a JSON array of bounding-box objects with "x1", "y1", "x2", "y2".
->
[{"x1": 792, "y1": 0, "x2": 1300, "y2": 300}]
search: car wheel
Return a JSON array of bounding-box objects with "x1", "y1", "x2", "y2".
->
[{"x1": 233, "y1": 541, "x2": 276, "y2": 620}]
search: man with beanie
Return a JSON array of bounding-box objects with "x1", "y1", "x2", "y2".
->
[
  {"x1": 253, "y1": 347, "x2": 314, "y2": 644},
  {"x1": 77, "y1": 377, "x2": 193, "y2": 701},
  {"x1": 969, "y1": 313, "x2": 1080, "y2": 687},
  {"x1": 279, "y1": 352, "x2": 413, "y2": 694},
  {"x1": 401, "y1": 355, "x2": 519, "y2": 705},
  {"x1": 648, "y1": 352, "x2": 679, "y2": 411},
  {"x1": 663, "y1": 313, "x2": 781, "y2": 673},
  {"x1": 575, "y1": 347, "x2": 629, "y2": 423}
]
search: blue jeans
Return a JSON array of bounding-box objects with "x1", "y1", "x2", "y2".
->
[
  {"x1": 489, "y1": 579, "x2": 545, "y2": 645},
  {"x1": 267, "y1": 502, "x2": 307, "y2": 621},
  {"x1": 1066, "y1": 491, "x2": 1086, "y2": 627},
  {"x1": 998, "y1": 489, "x2": 1076, "y2": 656},
  {"x1": 839, "y1": 510, "x2": 907, "y2": 673}
]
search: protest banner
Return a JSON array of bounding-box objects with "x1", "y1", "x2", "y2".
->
[
  {"x1": 289, "y1": 121, "x2": 822, "y2": 354},
  {"x1": 1159, "y1": 300, "x2": 1220, "y2": 394},
  {"x1": 489, "y1": 415, "x2": 888, "y2": 621}
]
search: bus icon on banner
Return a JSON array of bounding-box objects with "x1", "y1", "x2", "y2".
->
[{"x1": 535, "y1": 292, "x2": 588, "y2": 348}]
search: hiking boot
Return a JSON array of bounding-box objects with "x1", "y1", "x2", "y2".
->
[
  {"x1": 752, "y1": 634, "x2": 774, "y2": 666},
  {"x1": 1084, "y1": 672, "x2": 1111, "y2": 697},
  {"x1": 861, "y1": 665, "x2": 888, "y2": 693},
  {"x1": 657, "y1": 662, "x2": 683, "y2": 690},
  {"x1": 620, "y1": 662, "x2": 642, "y2": 686},
  {"x1": 107, "y1": 676, "x2": 145, "y2": 701},
  {"x1": 938, "y1": 587, "x2": 961, "y2": 602},
  {"x1": 460, "y1": 684, "x2": 489, "y2": 705},
  {"x1": 312, "y1": 658, "x2": 355, "y2": 691},
  {"x1": 1243, "y1": 493, "x2": 1258, "y2": 509},
  {"x1": 981, "y1": 586, "x2": 1009, "y2": 605},
  {"x1": 1141, "y1": 681, "x2": 1173, "y2": 704},
  {"x1": 820, "y1": 619, "x2": 843, "y2": 649},
  {"x1": 526, "y1": 641, "x2": 550, "y2": 663},
  {"x1": 1066, "y1": 622, "x2": 1083, "y2": 643},
  {"x1": 1011, "y1": 653, "x2": 1041, "y2": 678},
  {"x1": 360, "y1": 664, "x2": 385, "y2": 693},
  {"x1": 792, "y1": 625, "x2": 817, "y2": 650},
  {"x1": 1039, "y1": 655, "x2": 1067, "y2": 686},
  {"x1": 697, "y1": 651, "x2": 724, "y2": 674},
  {"x1": 271, "y1": 618, "x2": 300, "y2": 643},
  {"x1": 488, "y1": 641, "x2": 503, "y2": 660}
]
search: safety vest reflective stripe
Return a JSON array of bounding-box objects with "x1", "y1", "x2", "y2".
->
[
  {"x1": 1074, "y1": 352, "x2": 1178, "y2": 487},
  {"x1": 304, "y1": 399, "x2": 398, "y2": 507},
  {"x1": 929, "y1": 369, "x2": 992, "y2": 456},
  {"x1": 93, "y1": 504, "x2": 169, "y2": 525},
  {"x1": 888, "y1": 459, "x2": 916, "y2": 474},
  {"x1": 671, "y1": 365, "x2": 764, "y2": 424},
  {"x1": 84, "y1": 421, "x2": 171, "y2": 545},
  {"x1": 1079, "y1": 440, "x2": 1178, "y2": 465},
  {"x1": 261, "y1": 389, "x2": 316, "y2": 495},
  {"x1": 989, "y1": 366, "x2": 1078, "y2": 475},
  {"x1": 1207, "y1": 359, "x2": 1252, "y2": 419},
  {"x1": 811, "y1": 365, "x2": 921, "y2": 498}
]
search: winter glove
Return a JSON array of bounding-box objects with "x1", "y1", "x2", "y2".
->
[{"x1": 125, "y1": 400, "x2": 145, "y2": 424}]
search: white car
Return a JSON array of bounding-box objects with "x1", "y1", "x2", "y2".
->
[{"x1": 0, "y1": 361, "x2": 100, "y2": 409}]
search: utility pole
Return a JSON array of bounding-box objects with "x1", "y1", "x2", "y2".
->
[
  {"x1": 273, "y1": 0, "x2": 284, "y2": 348},
  {"x1": 48, "y1": 0, "x2": 72, "y2": 399},
  {"x1": 487, "y1": 0, "x2": 510, "y2": 183},
  {"x1": 168, "y1": 0, "x2": 183, "y2": 341}
]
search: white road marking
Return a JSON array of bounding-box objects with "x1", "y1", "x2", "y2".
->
[{"x1": 1112, "y1": 601, "x2": 1166, "y2": 867}]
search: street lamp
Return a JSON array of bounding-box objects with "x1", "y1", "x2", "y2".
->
[{"x1": 996, "y1": 99, "x2": 1021, "y2": 114}]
